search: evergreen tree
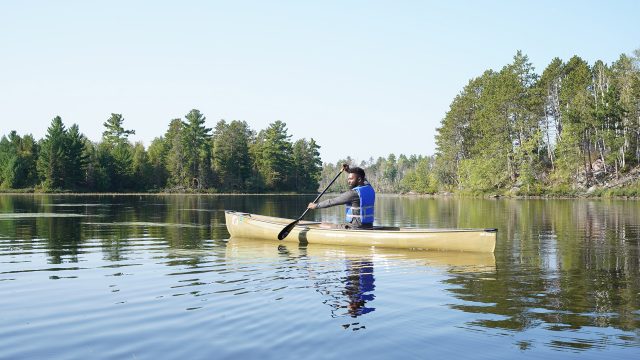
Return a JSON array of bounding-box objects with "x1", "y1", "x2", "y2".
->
[
  {"x1": 100, "y1": 113, "x2": 136, "y2": 191},
  {"x1": 609, "y1": 54, "x2": 639, "y2": 170},
  {"x1": 537, "y1": 57, "x2": 565, "y2": 169},
  {"x1": 212, "y1": 120, "x2": 253, "y2": 191},
  {"x1": 20, "y1": 134, "x2": 40, "y2": 188},
  {"x1": 132, "y1": 141, "x2": 152, "y2": 191},
  {"x1": 291, "y1": 138, "x2": 322, "y2": 192},
  {"x1": 182, "y1": 109, "x2": 212, "y2": 189},
  {"x1": 93, "y1": 142, "x2": 113, "y2": 191},
  {"x1": 37, "y1": 116, "x2": 68, "y2": 190},
  {"x1": 83, "y1": 140, "x2": 101, "y2": 191},
  {"x1": 0, "y1": 132, "x2": 39, "y2": 189},
  {"x1": 253, "y1": 121, "x2": 293, "y2": 191},
  {"x1": 383, "y1": 153, "x2": 398, "y2": 185},
  {"x1": 0, "y1": 135, "x2": 17, "y2": 189},
  {"x1": 555, "y1": 56, "x2": 593, "y2": 183},
  {"x1": 435, "y1": 74, "x2": 487, "y2": 188},
  {"x1": 147, "y1": 136, "x2": 169, "y2": 189},
  {"x1": 65, "y1": 124, "x2": 88, "y2": 189},
  {"x1": 102, "y1": 113, "x2": 135, "y2": 144},
  {"x1": 165, "y1": 119, "x2": 188, "y2": 188}
]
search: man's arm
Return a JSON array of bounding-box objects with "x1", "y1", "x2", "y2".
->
[{"x1": 314, "y1": 190, "x2": 358, "y2": 209}]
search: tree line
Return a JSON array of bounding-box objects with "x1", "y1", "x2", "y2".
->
[
  {"x1": 317, "y1": 50, "x2": 640, "y2": 196},
  {"x1": 0, "y1": 110, "x2": 322, "y2": 192},
  {"x1": 433, "y1": 50, "x2": 640, "y2": 194},
  {"x1": 320, "y1": 155, "x2": 437, "y2": 194},
  {"x1": 4, "y1": 49, "x2": 638, "y2": 195}
]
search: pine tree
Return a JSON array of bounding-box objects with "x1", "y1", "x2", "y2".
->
[
  {"x1": 132, "y1": 141, "x2": 152, "y2": 191},
  {"x1": 165, "y1": 119, "x2": 187, "y2": 188},
  {"x1": 212, "y1": 120, "x2": 253, "y2": 190},
  {"x1": 37, "y1": 116, "x2": 68, "y2": 190},
  {"x1": 100, "y1": 113, "x2": 136, "y2": 191},
  {"x1": 0, "y1": 132, "x2": 39, "y2": 189},
  {"x1": 147, "y1": 136, "x2": 169, "y2": 189},
  {"x1": 292, "y1": 138, "x2": 322, "y2": 192},
  {"x1": 102, "y1": 113, "x2": 135, "y2": 145},
  {"x1": 182, "y1": 109, "x2": 212, "y2": 189},
  {"x1": 253, "y1": 121, "x2": 293, "y2": 191},
  {"x1": 65, "y1": 124, "x2": 88, "y2": 189},
  {"x1": 556, "y1": 56, "x2": 594, "y2": 183}
]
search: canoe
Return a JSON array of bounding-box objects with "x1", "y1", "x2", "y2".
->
[{"x1": 225, "y1": 210, "x2": 497, "y2": 253}]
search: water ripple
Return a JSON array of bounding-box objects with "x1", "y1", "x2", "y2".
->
[{"x1": 1, "y1": 195, "x2": 640, "y2": 359}]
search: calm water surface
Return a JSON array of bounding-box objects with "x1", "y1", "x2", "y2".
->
[{"x1": 0, "y1": 194, "x2": 639, "y2": 359}]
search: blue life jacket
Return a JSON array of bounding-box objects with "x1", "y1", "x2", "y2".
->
[{"x1": 345, "y1": 184, "x2": 375, "y2": 224}]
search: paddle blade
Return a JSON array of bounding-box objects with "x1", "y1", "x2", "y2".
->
[{"x1": 277, "y1": 220, "x2": 299, "y2": 240}]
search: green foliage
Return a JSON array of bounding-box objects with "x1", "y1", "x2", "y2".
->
[
  {"x1": 93, "y1": 143, "x2": 113, "y2": 191},
  {"x1": 5, "y1": 47, "x2": 640, "y2": 198},
  {"x1": 165, "y1": 119, "x2": 188, "y2": 188},
  {"x1": 319, "y1": 154, "x2": 433, "y2": 194},
  {"x1": 400, "y1": 157, "x2": 437, "y2": 193},
  {"x1": 212, "y1": 120, "x2": 253, "y2": 191},
  {"x1": 251, "y1": 121, "x2": 294, "y2": 191},
  {"x1": 65, "y1": 124, "x2": 89, "y2": 189},
  {"x1": 102, "y1": 113, "x2": 135, "y2": 145},
  {"x1": 434, "y1": 74, "x2": 487, "y2": 188},
  {"x1": 182, "y1": 109, "x2": 212, "y2": 189},
  {"x1": 433, "y1": 49, "x2": 640, "y2": 194},
  {"x1": 458, "y1": 157, "x2": 503, "y2": 192},
  {"x1": 147, "y1": 137, "x2": 170, "y2": 189},
  {"x1": 595, "y1": 181, "x2": 640, "y2": 197},
  {"x1": 0, "y1": 109, "x2": 325, "y2": 193},
  {"x1": 99, "y1": 114, "x2": 136, "y2": 191},
  {"x1": 291, "y1": 138, "x2": 322, "y2": 192},
  {"x1": 132, "y1": 142, "x2": 152, "y2": 191},
  {"x1": 37, "y1": 116, "x2": 69, "y2": 190},
  {"x1": 0, "y1": 131, "x2": 38, "y2": 189}
]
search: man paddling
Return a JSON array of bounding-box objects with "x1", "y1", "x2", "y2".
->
[{"x1": 307, "y1": 165, "x2": 376, "y2": 229}]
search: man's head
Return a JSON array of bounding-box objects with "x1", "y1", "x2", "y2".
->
[{"x1": 347, "y1": 167, "x2": 366, "y2": 189}]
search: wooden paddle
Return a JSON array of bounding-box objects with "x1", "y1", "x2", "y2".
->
[{"x1": 277, "y1": 164, "x2": 348, "y2": 240}]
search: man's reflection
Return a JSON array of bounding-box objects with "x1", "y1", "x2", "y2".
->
[
  {"x1": 278, "y1": 243, "x2": 377, "y2": 329},
  {"x1": 343, "y1": 259, "x2": 375, "y2": 317}
]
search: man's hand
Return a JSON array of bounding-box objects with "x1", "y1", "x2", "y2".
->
[
  {"x1": 342, "y1": 163, "x2": 349, "y2": 172},
  {"x1": 307, "y1": 202, "x2": 318, "y2": 209}
]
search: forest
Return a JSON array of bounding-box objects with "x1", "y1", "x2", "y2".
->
[
  {"x1": 0, "y1": 109, "x2": 437, "y2": 194},
  {"x1": 432, "y1": 50, "x2": 640, "y2": 195},
  {"x1": 2, "y1": 50, "x2": 639, "y2": 195},
  {"x1": 324, "y1": 49, "x2": 640, "y2": 196},
  {"x1": 0, "y1": 111, "x2": 323, "y2": 193}
]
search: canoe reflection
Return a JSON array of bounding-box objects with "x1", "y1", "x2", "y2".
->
[
  {"x1": 225, "y1": 237, "x2": 497, "y2": 325},
  {"x1": 225, "y1": 237, "x2": 496, "y2": 270}
]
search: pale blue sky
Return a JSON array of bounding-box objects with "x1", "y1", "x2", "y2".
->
[{"x1": 1, "y1": 1, "x2": 639, "y2": 162}]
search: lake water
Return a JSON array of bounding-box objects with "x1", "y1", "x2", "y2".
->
[{"x1": 0, "y1": 194, "x2": 639, "y2": 359}]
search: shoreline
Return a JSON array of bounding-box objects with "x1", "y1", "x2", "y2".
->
[{"x1": 0, "y1": 191, "x2": 638, "y2": 200}]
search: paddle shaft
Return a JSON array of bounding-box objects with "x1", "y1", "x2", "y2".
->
[
  {"x1": 277, "y1": 166, "x2": 346, "y2": 240},
  {"x1": 296, "y1": 168, "x2": 344, "y2": 220}
]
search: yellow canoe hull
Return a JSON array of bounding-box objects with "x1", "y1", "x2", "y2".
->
[{"x1": 225, "y1": 210, "x2": 497, "y2": 253}]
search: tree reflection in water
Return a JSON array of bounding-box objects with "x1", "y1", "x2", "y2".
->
[{"x1": 3, "y1": 194, "x2": 639, "y2": 351}]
